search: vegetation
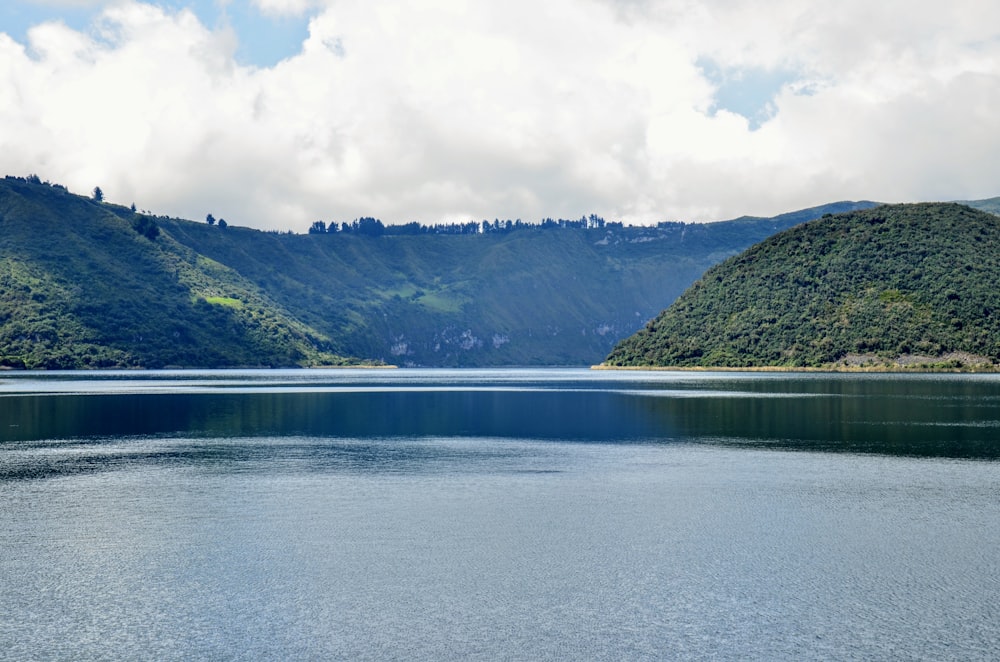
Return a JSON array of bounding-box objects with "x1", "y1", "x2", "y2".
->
[
  {"x1": 0, "y1": 176, "x2": 361, "y2": 368},
  {"x1": 957, "y1": 196, "x2": 1000, "y2": 215},
  {"x1": 0, "y1": 174, "x2": 879, "y2": 368},
  {"x1": 604, "y1": 203, "x2": 1000, "y2": 370},
  {"x1": 157, "y1": 201, "x2": 876, "y2": 366}
]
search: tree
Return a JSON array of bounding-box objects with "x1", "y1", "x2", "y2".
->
[
  {"x1": 130, "y1": 202, "x2": 137, "y2": 213},
  {"x1": 92, "y1": 186, "x2": 104, "y2": 202},
  {"x1": 356, "y1": 217, "x2": 385, "y2": 236},
  {"x1": 131, "y1": 215, "x2": 159, "y2": 240},
  {"x1": 206, "y1": 213, "x2": 216, "y2": 226},
  {"x1": 309, "y1": 220, "x2": 327, "y2": 234},
  {"x1": 218, "y1": 218, "x2": 228, "y2": 229}
]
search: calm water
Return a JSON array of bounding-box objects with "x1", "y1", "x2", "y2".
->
[{"x1": 1, "y1": 369, "x2": 999, "y2": 660}]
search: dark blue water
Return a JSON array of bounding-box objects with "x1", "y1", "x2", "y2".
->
[{"x1": 1, "y1": 369, "x2": 999, "y2": 660}]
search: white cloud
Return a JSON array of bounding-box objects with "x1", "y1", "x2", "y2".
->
[
  {"x1": 16, "y1": 0, "x2": 111, "y2": 7},
  {"x1": 1, "y1": 0, "x2": 999, "y2": 230},
  {"x1": 252, "y1": 0, "x2": 320, "y2": 17}
]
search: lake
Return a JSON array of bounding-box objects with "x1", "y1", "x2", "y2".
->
[{"x1": 1, "y1": 368, "x2": 999, "y2": 660}]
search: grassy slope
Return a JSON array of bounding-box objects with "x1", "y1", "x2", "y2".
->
[
  {"x1": 0, "y1": 175, "x2": 879, "y2": 368},
  {"x1": 160, "y1": 200, "x2": 877, "y2": 366},
  {"x1": 159, "y1": 221, "x2": 702, "y2": 365},
  {"x1": 959, "y1": 196, "x2": 1000, "y2": 215},
  {"x1": 605, "y1": 203, "x2": 1000, "y2": 369},
  {"x1": 0, "y1": 178, "x2": 355, "y2": 368}
]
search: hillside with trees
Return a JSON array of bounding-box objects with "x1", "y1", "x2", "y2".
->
[
  {"x1": 0, "y1": 176, "x2": 358, "y2": 368},
  {"x1": 604, "y1": 203, "x2": 1000, "y2": 370},
  {"x1": 0, "y1": 174, "x2": 875, "y2": 368},
  {"x1": 155, "y1": 200, "x2": 875, "y2": 367}
]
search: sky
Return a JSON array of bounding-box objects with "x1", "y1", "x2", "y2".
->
[{"x1": 1, "y1": 1, "x2": 999, "y2": 231}]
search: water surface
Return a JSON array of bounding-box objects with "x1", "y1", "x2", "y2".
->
[{"x1": 1, "y1": 369, "x2": 998, "y2": 660}]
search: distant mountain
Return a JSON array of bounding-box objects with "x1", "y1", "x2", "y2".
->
[
  {"x1": 0, "y1": 175, "x2": 875, "y2": 368},
  {"x1": 604, "y1": 203, "x2": 1000, "y2": 370},
  {"x1": 958, "y1": 196, "x2": 1000, "y2": 216}
]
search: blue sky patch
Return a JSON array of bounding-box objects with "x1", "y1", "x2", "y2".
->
[
  {"x1": 200, "y1": 2, "x2": 311, "y2": 67},
  {"x1": 698, "y1": 58, "x2": 801, "y2": 130},
  {"x1": 1, "y1": 1, "x2": 311, "y2": 67},
  {"x1": 2, "y1": 2, "x2": 94, "y2": 45}
]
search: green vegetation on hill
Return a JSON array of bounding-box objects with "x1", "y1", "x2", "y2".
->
[
  {"x1": 0, "y1": 177, "x2": 357, "y2": 368},
  {"x1": 0, "y1": 175, "x2": 876, "y2": 368},
  {"x1": 959, "y1": 196, "x2": 1000, "y2": 216},
  {"x1": 605, "y1": 203, "x2": 1000, "y2": 370},
  {"x1": 158, "y1": 201, "x2": 876, "y2": 366}
]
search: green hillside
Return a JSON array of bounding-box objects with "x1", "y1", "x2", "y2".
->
[
  {"x1": 0, "y1": 177, "x2": 357, "y2": 368},
  {"x1": 961, "y1": 196, "x2": 1000, "y2": 215},
  {"x1": 0, "y1": 175, "x2": 875, "y2": 368},
  {"x1": 157, "y1": 202, "x2": 876, "y2": 366},
  {"x1": 604, "y1": 203, "x2": 1000, "y2": 370}
]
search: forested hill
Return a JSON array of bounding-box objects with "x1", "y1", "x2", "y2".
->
[
  {"x1": 154, "y1": 201, "x2": 878, "y2": 367},
  {"x1": 604, "y1": 203, "x2": 1000, "y2": 370},
  {"x1": 0, "y1": 174, "x2": 875, "y2": 367},
  {"x1": 0, "y1": 176, "x2": 360, "y2": 368}
]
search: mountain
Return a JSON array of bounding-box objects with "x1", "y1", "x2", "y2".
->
[
  {"x1": 0, "y1": 177, "x2": 357, "y2": 368},
  {"x1": 604, "y1": 203, "x2": 1000, "y2": 370},
  {"x1": 0, "y1": 175, "x2": 875, "y2": 368},
  {"x1": 154, "y1": 202, "x2": 876, "y2": 367},
  {"x1": 959, "y1": 196, "x2": 1000, "y2": 215}
]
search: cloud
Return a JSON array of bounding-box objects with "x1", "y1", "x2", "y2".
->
[
  {"x1": 252, "y1": 0, "x2": 320, "y2": 17},
  {"x1": 1, "y1": 0, "x2": 999, "y2": 231},
  {"x1": 15, "y1": 0, "x2": 110, "y2": 6}
]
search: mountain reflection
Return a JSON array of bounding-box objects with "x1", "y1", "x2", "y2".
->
[{"x1": 2, "y1": 371, "x2": 999, "y2": 460}]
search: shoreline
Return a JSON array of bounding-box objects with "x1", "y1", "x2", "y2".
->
[
  {"x1": 594, "y1": 350, "x2": 1000, "y2": 373},
  {"x1": 591, "y1": 364, "x2": 1000, "y2": 373}
]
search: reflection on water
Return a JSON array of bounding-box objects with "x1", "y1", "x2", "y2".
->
[
  {"x1": 0, "y1": 435, "x2": 564, "y2": 483},
  {"x1": 2, "y1": 369, "x2": 1000, "y2": 459},
  {"x1": 2, "y1": 370, "x2": 1000, "y2": 660},
  {"x1": 2, "y1": 436, "x2": 999, "y2": 660}
]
